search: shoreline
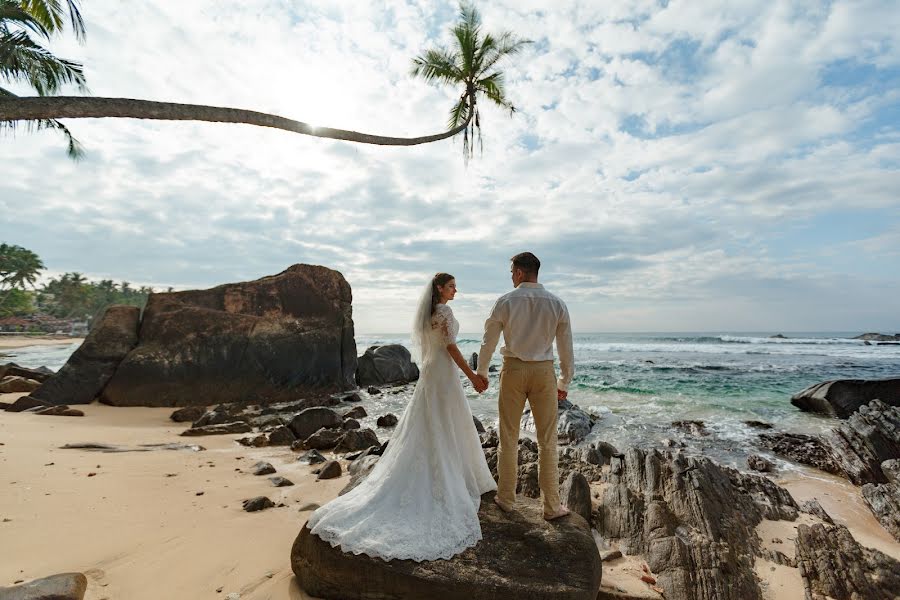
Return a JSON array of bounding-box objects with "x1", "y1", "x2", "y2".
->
[
  {"x1": 0, "y1": 336, "x2": 84, "y2": 350},
  {"x1": 3, "y1": 392, "x2": 898, "y2": 599}
]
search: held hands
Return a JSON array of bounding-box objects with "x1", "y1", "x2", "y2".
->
[
  {"x1": 471, "y1": 374, "x2": 489, "y2": 393},
  {"x1": 557, "y1": 388, "x2": 568, "y2": 404}
]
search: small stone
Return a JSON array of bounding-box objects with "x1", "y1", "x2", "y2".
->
[
  {"x1": 87, "y1": 472, "x2": 97, "y2": 477},
  {"x1": 269, "y1": 476, "x2": 294, "y2": 487},
  {"x1": 196, "y1": 491, "x2": 205, "y2": 496},
  {"x1": 343, "y1": 406, "x2": 367, "y2": 420},
  {"x1": 640, "y1": 574, "x2": 656, "y2": 585},
  {"x1": 317, "y1": 460, "x2": 342, "y2": 480},
  {"x1": 367, "y1": 386, "x2": 381, "y2": 395},
  {"x1": 600, "y1": 550, "x2": 622, "y2": 561},
  {"x1": 342, "y1": 393, "x2": 362, "y2": 403},
  {"x1": 342, "y1": 418, "x2": 361, "y2": 431},
  {"x1": 296, "y1": 449, "x2": 326, "y2": 465},
  {"x1": 242, "y1": 496, "x2": 275, "y2": 512},
  {"x1": 376, "y1": 414, "x2": 399, "y2": 428},
  {"x1": 298, "y1": 502, "x2": 321, "y2": 512},
  {"x1": 251, "y1": 461, "x2": 276, "y2": 476}
]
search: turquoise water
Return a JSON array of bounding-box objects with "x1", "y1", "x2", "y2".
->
[{"x1": 6, "y1": 332, "x2": 899, "y2": 469}]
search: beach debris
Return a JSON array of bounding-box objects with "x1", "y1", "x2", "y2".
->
[
  {"x1": 0, "y1": 572, "x2": 87, "y2": 599},
  {"x1": 60, "y1": 442, "x2": 204, "y2": 453},
  {"x1": 242, "y1": 496, "x2": 275, "y2": 512},
  {"x1": 316, "y1": 460, "x2": 342, "y2": 480},
  {"x1": 376, "y1": 414, "x2": 398, "y2": 428},
  {"x1": 269, "y1": 476, "x2": 294, "y2": 487},
  {"x1": 181, "y1": 421, "x2": 252, "y2": 436},
  {"x1": 251, "y1": 461, "x2": 276, "y2": 476}
]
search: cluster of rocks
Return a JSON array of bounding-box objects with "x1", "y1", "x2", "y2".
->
[
  {"x1": 854, "y1": 332, "x2": 900, "y2": 343},
  {"x1": 520, "y1": 398, "x2": 599, "y2": 445}
]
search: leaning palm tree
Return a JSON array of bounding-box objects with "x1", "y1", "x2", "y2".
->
[
  {"x1": 0, "y1": 2, "x2": 528, "y2": 158},
  {"x1": 0, "y1": 0, "x2": 87, "y2": 158},
  {"x1": 411, "y1": 2, "x2": 530, "y2": 158}
]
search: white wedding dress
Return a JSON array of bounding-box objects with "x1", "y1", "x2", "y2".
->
[{"x1": 307, "y1": 302, "x2": 497, "y2": 561}]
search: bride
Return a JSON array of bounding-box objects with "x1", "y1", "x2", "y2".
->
[{"x1": 307, "y1": 272, "x2": 498, "y2": 561}]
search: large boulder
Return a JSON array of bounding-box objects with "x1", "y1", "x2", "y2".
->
[
  {"x1": 795, "y1": 523, "x2": 900, "y2": 599},
  {"x1": 790, "y1": 377, "x2": 900, "y2": 418},
  {"x1": 595, "y1": 448, "x2": 799, "y2": 600},
  {"x1": 291, "y1": 492, "x2": 601, "y2": 600},
  {"x1": 0, "y1": 572, "x2": 87, "y2": 600},
  {"x1": 100, "y1": 265, "x2": 356, "y2": 406},
  {"x1": 824, "y1": 399, "x2": 900, "y2": 485},
  {"x1": 288, "y1": 407, "x2": 343, "y2": 440},
  {"x1": 355, "y1": 344, "x2": 419, "y2": 387},
  {"x1": 28, "y1": 306, "x2": 140, "y2": 405}
]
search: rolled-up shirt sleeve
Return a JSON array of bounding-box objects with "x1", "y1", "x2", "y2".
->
[
  {"x1": 477, "y1": 300, "x2": 504, "y2": 378},
  {"x1": 555, "y1": 305, "x2": 575, "y2": 391}
]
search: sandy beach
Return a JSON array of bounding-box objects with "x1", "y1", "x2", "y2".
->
[
  {"x1": 0, "y1": 336, "x2": 84, "y2": 350},
  {"x1": 4, "y1": 389, "x2": 898, "y2": 600},
  {"x1": 0, "y1": 394, "x2": 346, "y2": 600}
]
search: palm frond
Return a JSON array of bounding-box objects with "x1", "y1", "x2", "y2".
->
[
  {"x1": 0, "y1": 0, "x2": 50, "y2": 38},
  {"x1": 477, "y1": 72, "x2": 515, "y2": 114},
  {"x1": 447, "y1": 93, "x2": 470, "y2": 129},
  {"x1": 477, "y1": 31, "x2": 531, "y2": 77},
  {"x1": 19, "y1": 0, "x2": 86, "y2": 42},
  {"x1": 410, "y1": 48, "x2": 463, "y2": 85},
  {"x1": 0, "y1": 29, "x2": 87, "y2": 94},
  {"x1": 0, "y1": 85, "x2": 84, "y2": 159}
]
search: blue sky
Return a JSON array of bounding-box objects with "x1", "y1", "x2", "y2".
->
[{"x1": 2, "y1": 0, "x2": 899, "y2": 333}]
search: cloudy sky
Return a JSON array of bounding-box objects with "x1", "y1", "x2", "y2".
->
[{"x1": 3, "y1": 0, "x2": 899, "y2": 333}]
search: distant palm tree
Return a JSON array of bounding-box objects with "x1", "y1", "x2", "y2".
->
[
  {"x1": 0, "y1": 2, "x2": 528, "y2": 159},
  {"x1": 411, "y1": 2, "x2": 530, "y2": 158},
  {"x1": 0, "y1": 0, "x2": 87, "y2": 158},
  {"x1": 0, "y1": 242, "x2": 45, "y2": 309}
]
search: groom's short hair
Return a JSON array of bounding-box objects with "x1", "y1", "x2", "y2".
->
[{"x1": 511, "y1": 252, "x2": 540, "y2": 276}]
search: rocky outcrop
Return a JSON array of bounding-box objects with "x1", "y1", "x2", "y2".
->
[
  {"x1": 355, "y1": 344, "x2": 419, "y2": 387},
  {"x1": 824, "y1": 399, "x2": 900, "y2": 485},
  {"x1": 0, "y1": 363, "x2": 54, "y2": 383},
  {"x1": 521, "y1": 399, "x2": 597, "y2": 444},
  {"x1": 0, "y1": 572, "x2": 87, "y2": 600},
  {"x1": 100, "y1": 265, "x2": 356, "y2": 407},
  {"x1": 0, "y1": 376, "x2": 42, "y2": 393},
  {"x1": 594, "y1": 448, "x2": 798, "y2": 600},
  {"x1": 790, "y1": 377, "x2": 900, "y2": 418},
  {"x1": 757, "y1": 432, "x2": 841, "y2": 474},
  {"x1": 854, "y1": 332, "x2": 900, "y2": 342},
  {"x1": 28, "y1": 306, "x2": 140, "y2": 405},
  {"x1": 3, "y1": 396, "x2": 50, "y2": 413},
  {"x1": 795, "y1": 523, "x2": 900, "y2": 599},
  {"x1": 291, "y1": 491, "x2": 601, "y2": 600},
  {"x1": 861, "y1": 459, "x2": 900, "y2": 541},
  {"x1": 180, "y1": 421, "x2": 252, "y2": 436}
]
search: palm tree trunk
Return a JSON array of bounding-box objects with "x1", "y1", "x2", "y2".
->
[{"x1": 0, "y1": 96, "x2": 473, "y2": 146}]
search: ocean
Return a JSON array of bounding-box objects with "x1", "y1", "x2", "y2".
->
[{"x1": 6, "y1": 332, "x2": 899, "y2": 471}]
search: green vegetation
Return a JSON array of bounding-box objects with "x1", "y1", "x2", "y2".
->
[{"x1": 0, "y1": 242, "x2": 161, "y2": 322}]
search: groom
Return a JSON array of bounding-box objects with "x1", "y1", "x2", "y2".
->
[{"x1": 476, "y1": 252, "x2": 575, "y2": 520}]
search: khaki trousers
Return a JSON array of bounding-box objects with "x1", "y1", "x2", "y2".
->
[{"x1": 497, "y1": 356, "x2": 560, "y2": 515}]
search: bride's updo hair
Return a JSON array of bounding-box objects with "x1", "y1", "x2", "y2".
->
[{"x1": 431, "y1": 272, "x2": 454, "y2": 315}]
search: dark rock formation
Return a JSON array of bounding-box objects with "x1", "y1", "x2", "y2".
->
[
  {"x1": 0, "y1": 376, "x2": 41, "y2": 393},
  {"x1": 854, "y1": 333, "x2": 900, "y2": 342},
  {"x1": 468, "y1": 352, "x2": 478, "y2": 370},
  {"x1": 795, "y1": 523, "x2": 900, "y2": 599},
  {"x1": 743, "y1": 420, "x2": 773, "y2": 430},
  {"x1": 243, "y1": 496, "x2": 275, "y2": 512},
  {"x1": 29, "y1": 306, "x2": 140, "y2": 405},
  {"x1": 671, "y1": 420, "x2": 707, "y2": 436},
  {"x1": 861, "y1": 480, "x2": 900, "y2": 541},
  {"x1": 355, "y1": 344, "x2": 419, "y2": 386},
  {"x1": 317, "y1": 460, "x2": 342, "y2": 480},
  {"x1": 757, "y1": 432, "x2": 840, "y2": 474},
  {"x1": 291, "y1": 491, "x2": 601, "y2": 600},
  {"x1": 799, "y1": 499, "x2": 834, "y2": 525},
  {"x1": 252, "y1": 461, "x2": 276, "y2": 476},
  {"x1": 270, "y1": 476, "x2": 294, "y2": 487},
  {"x1": 376, "y1": 413, "x2": 398, "y2": 428},
  {"x1": 747, "y1": 454, "x2": 774, "y2": 473},
  {"x1": 343, "y1": 406, "x2": 367, "y2": 420},
  {"x1": 100, "y1": 265, "x2": 356, "y2": 407},
  {"x1": 561, "y1": 471, "x2": 592, "y2": 523},
  {"x1": 192, "y1": 404, "x2": 238, "y2": 427},
  {"x1": 0, "y1": 363, "x2": 53, "y2": 383},
  {"x1": 4, "y1": 396, "x2": 51, "y2": 412},
  {"x1": 301, "y1": 427, "x2": 344, "y2": 450},
  {"x1": 296, "y1": 449, "x2": 326, "y2": 465},
  {"x1": 366, "y1": 386, "x2": 381, "y2": 394},
  {"x1": 521, "y1": 399, "x2": 596, "y2": 444},
  {"x1": 791, "y1": 377, "x2": 900, "y2": 418},
  {"x1": 823, "y1": 399, "x2": 900, "y2": 485},
  {"x1": 237, "y1": 434, "x2": 268, "y2": 447},
  {"x1": 341, "y1": 392, "x2": 363, "y2": 403},
  {"x1": 180, "y1": 421, "x2": 252, "y2": 436},
  {"x1": 289, "y1": 407, "x2": 343, "y2": 440},
  {"x1": 334, "y1": 428, "x2": 379, "y2": 453},
  {"x1": 0, "y1": 572, "x2": 87, "y2": 600},
  {"x1": 341, "y1": 418, "x2": 360, "y2": 430},
  {"x1": 170, "y1": 406, "x2": 206, "y2": 422},
  {"x1": 33, "y1": 405, "x2": 84, "y2": 416},
  {"x1": 594, "y1": 448, "x2": 798, "y2": 600},
  {"x1": 267, "y1": 425, "x2": 296, "y2": 446},
  {"x1": 472, "y1": 416, "x2": 485, "y2": 434}
]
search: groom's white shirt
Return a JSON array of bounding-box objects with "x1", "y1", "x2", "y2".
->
[{"x1": 477, "y1": 282, "x2": 575, "y2": 391}]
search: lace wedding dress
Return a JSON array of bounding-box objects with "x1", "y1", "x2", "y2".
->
[{"x1": 307, "y1": 302, "x2": 497, "y2": 562}]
